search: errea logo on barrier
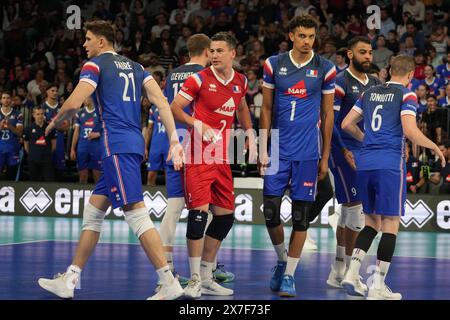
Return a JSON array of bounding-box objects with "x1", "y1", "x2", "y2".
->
[
  {"x1": 20, "y1": 187, "x2": 53, "y2": 213},
  {"x1": 401, "y1": 200, "x2": 434, "y2": 228},
  {"x1": 143, "y1": 191, "x2": 167, "y2": 218}
]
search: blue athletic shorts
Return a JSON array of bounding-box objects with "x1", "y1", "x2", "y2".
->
[
  {"x1": 0, "y1": 150, "x2": 20, "y2": 167},
  {"x1": 93, "y1": 153, "x2": 143, "y2": 209},
  {"x1": 147, "y1": 148, "x2": 168, "y2": 172},
  {"x1": 357, "y1": 167, "x2": 406, "y2": 216},
  {"x1": 263, "y1": 159, "x2": 318, "y2": 201},
  {"x1": 166, "y1": 164, "x2": 184, "y2": 198},
  {"x1": 329, "y1": 145, "x2": 360, "y2": 204},
  {"x1": 53, "y1": 133, "x2": 65, "y2": 170},
  {"x1": 77, "y1": 147, "x2": 102, "y2": 171}
]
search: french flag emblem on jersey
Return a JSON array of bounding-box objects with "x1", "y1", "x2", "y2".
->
[
  {"x1": 232, "y1": 85, "x2": 241, "y2": 93},
  {"x1": 306, "y1": 69, "x2": 318, "y2": 77}
]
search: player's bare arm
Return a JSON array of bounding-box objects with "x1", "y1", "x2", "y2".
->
[
  {"x1": 70, "y1": 124, "x2": 79, "y2": 161},
  {"x1": 342, "y1": 109, "x2": 364, "y2": 142},
  {"x1": 236, "y1": 97, "x2": 257, "y2": 163},
  {"x1": 6, "y1": 119, "x2": 23, "y2": 137},
  {"x1": 45, "y1": 82, "x2": 95, "y2": 136},
  {"x1": 258, "y1": 86, "x2": 274, "y2": 175},
  {"x1": 319, "y1": 93, "x2": 334, "y2": 180},
  {"x1": 144, "y1": 78, "x2": 184, "y2": 170},
  {"x1": 401, "y1": 114, "x2": 446, "y2": 167},
  {"x1": 171, "y1": 92, "x2": 215, "y2": 142},
  {"x1": 144, "y1": 121, "x2": 154, "y2": 161},
  {"x1": 51, "y1": 137, "x2": 56, "y2": 153}
]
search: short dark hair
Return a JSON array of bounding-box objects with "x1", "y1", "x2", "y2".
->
[
  {"x1": 211, "y1": 32, "x2": 237, "y2": 49},
  {"x1": 347, "y1": 36, "x2": 372, "y2": 49},
  {"x1": 46, "y1": 83, "x2": 58, "y2": 91},
  {"x1": 84, "y1": 20, "x2": 115, "y2": 44},
  {"x1": 1, "y1": 90, "x2": 12, "y2": 97},
  {"x1": 288, "y1": 15, "x2": 317, "y2": 33},
  {"x1": 32, "y1": 105, "x2": 44, "y2": 113},
  {"x1": 187, "y1": 33, "x2": 211, "y2": 56}
]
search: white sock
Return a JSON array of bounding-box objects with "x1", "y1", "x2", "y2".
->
[
  {"x1": 189, "y1": 257, "x2": 201, "y2": 278},
  {"x1": 274, "y1": 243, "x2": 287, "y2": 262},
  {"x1": 284, "y1": 256, "x2": 300, "y2": 277},
  {"x1": 165, "y1": 252, "x2": 174, "y2": 272},
  {"x1": 66, "y1": 265, "x2": 82, "y2": 289},
  {"x1": 213, "y1": 256, "x2": 218, "y2": 271},
  {"x1": 345, "y1": 255, "x2": 352, "y2": 269},
  {"x1": 334, "y1": 245, "x2": 346, "y2": 269},
  {"x1": 347, "y1": 248, "x2": 367, "y2": 277},
  {"x1": 374, "y1": 260, "x2": 391, "y2": 290},
  {"x1": 156, "y1": 265, "x2": 174, "y2": 285},
  {"x1": 200, "y1": 260, "x2": 214, "y2": 282}
]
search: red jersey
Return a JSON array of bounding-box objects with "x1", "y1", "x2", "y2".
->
[{"x1": 179, "y1": 66, "x2": 247, "y2": 163}]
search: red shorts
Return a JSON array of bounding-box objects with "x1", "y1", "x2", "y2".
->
[{"x1": 182, "y1": 163, "x2": 234, "y2": 211}]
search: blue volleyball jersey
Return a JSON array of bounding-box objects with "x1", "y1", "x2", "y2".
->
[
  {"x1": 333, "y1": 69, "x2": 380, "y2": 151},
  {"x1": 263, "y1": 51, "x2": 336, "y2": 160},
  {"x1": 0, "y1": 108, "x2": 23, "y2": 152},
  {"x1": 44, "y1": 102, "x2": 64, "y2": 141},
  {"x1": 148, "y1": 105, "x2": 168, "y2": 153},
  {"x1": 74, "y1": 107, "x2": 101, "y2": 149},
  {"x1": 436, "y1": 63, "x2": 450, "y2": 86},
  {"x1": 164, "y1": 63, "x2": 204, "y2": 130},
  {"x1": 438, "y1": 96, "x2": 450, "y2": 107},
  {"x1": 79, "y1": 51, "x2": 153, "y2": 158},
  {"x1": 421, "y1": 76, "x2": 444, "y2": 96},
  {"x1": 353, "y1": 82, "x2": 418, "y2": 171}
]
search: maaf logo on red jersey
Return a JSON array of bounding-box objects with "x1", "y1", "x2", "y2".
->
[
  {"x1": 214, "y1": 97, "x2": 236, "y2": 117},
  {"x1": 285, "y1": 80, "x2": 307, "y2": 98}
]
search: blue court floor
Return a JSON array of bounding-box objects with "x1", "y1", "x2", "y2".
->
[{"x1": 1, "y1": 216, "x2": 450, "y2": 300}]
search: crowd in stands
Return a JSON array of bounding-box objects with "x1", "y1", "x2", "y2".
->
[{"x1": 0, "y1": 0, "x2": 449, "y2": 193}]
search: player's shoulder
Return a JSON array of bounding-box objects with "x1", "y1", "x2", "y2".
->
[
  {"x1": 233, "y1": 69, "x2": 247, "y2": 85},
  {"x1": 368, "y1": 74, "x2": 381, "y2": 85}
]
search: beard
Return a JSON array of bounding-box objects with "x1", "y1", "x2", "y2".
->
[{"x1": 352, "y1": 58, "x2": 371, "y2": 73}]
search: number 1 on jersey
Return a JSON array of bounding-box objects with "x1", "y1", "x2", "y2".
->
[{"x1": 290, "y1": 101, "x2": 296, "y2": 121}]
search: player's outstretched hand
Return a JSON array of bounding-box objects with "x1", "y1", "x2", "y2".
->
[
  {"x1": 258, "y1": 152, "x2": 269, "y2": 176},
  {"x1": 168, "y1": 142, "x2": 185, "y2": 171},
  {"x1": 435, "y1": 145, "x2": 446, "y2": 168},
  {"x1": 343, "y1": 148, "x2": 356, "y2": 170},
  {"x1": 45, "y1": 121, "x2": 56, "y2": 136},
  {"x1": 318, "y1": 159, "x2": 328, "y2": 181}
]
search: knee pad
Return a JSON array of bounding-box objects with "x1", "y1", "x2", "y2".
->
[
  {"x1": 308, "y1": 176, "x2": 334, "y2": 223},
  {"x1": 291, "y1": 200, "x2": 311, "y2": 231},
  {"x1": 186, "y1": 210, "x2": 208, "y2": 240},
  {"x1": 160, "y1": 197, "x2": 185, "y2": 246},
  {"x1": 82, "y1": 203, "x2": 107, "y2": 233},
  {"x1": 205, "y1": 213, "x2": 234, "y2": 241},
  {"x1": 124, "y1": 207, "x2": 155, "y2": 238},
  {"x1": 345, "y1": 204, "x2": 365, "y2": 232},
  {"x1": 263, "y1": 196, "x2": 282, "y2": 228},
  {"x1": 337, "y1": 205, "x2": 347, "y2": 228}
]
